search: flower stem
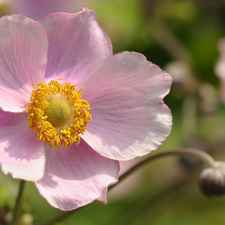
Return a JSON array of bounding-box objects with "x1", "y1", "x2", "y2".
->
[
  {"x1": 114, "y1": 169, "x2": 196, "y2": 225},
  {"x1": 114, "y1": 148, "x2": 215, "y2": 188},
  {"x1": 10, "y1": 180, "x2": 26, "y2": 225},
  {"x1": 34, "y1": 208, "x2": 81, "y2": 225},
  {"x1": 34, "y1": 148, "x2": 216, "y2": 225}
]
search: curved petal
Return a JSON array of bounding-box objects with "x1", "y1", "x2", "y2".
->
[
  {"x1": 35, "y1": 139, "x2": 119, "y2": 211},
  {"x1": 0, "y1": 14, "x2": 48, "y2": 112},
  {"x1": 39, "y1": 7, "x2": 112, "y2": 86},
  {"x1": 14, "y1": 0, "x2": 75, "y2": 20},
  {"x1": 0, "y1": 110, "x2": 45, "y2": 181},
  {"x1": 81, "y1": 52, "x2": 173, "y2": 160}
]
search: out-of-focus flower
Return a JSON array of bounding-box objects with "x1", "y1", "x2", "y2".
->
[
  {"x1": 215, "y1": 38, "x2": 225, "y2": 103},
  {"x1": 199, "y1": 162, "x2": 225, "y2": 197},
  {"x1": 0, "y1": 7, "x2": 172, "y2": 210},
  {"x1": 19, "y1": 214, "x2": 33, "y2": 225},
  {"x1": 0, "y1": 0, "x2": 12, "y2": 17},
  {"x1": 165, "y1": 60, "x2": 191, "y2": 85},
  {"x1": 165, "y1": 60, "x2": 199, "y2": 94},
  {"x1": 13, "y1": 0, "x2": 77, "y2": 20},
  {"x1": 198, "y1": 83, "x2": 219, "y2": 114}
]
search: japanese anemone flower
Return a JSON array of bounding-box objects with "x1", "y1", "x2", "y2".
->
[{"x1": 0, "y1": 7, "x2": 172, "y2": 211}]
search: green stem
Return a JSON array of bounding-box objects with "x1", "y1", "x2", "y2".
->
[
  {"x1": 114, "y1": 148, "x2": 215, "y2": 188},
  {"x1": 34, "y1": 148, "x2": 216, "y2": 225},
  {"x1": 10, "y1": 180, "x2": 26, "y2": 225},
  {"x1": 34, "y1": 208, "x2": 81, "y2": 225}
]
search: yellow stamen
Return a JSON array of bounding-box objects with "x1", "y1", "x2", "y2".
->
[{"x1": 26, "y1": 80, "x2": 91, "y2": 150}]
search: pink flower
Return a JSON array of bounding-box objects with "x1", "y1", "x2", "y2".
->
[{"x1": 0, "y1": 7, "x2": 172, "y2": 211}]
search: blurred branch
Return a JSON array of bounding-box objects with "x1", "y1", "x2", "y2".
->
[
  {"x1": 0, "y1": 207, "x2": 8, "y2": 225},
  {"x1": 149, "y1": 19, "x2": 192, "y2": 64},
  {"x1": 34, "y1": 208, "x2": 81, "y2": 225},
  {"x1": 141, "y1": 0, "x2": 193, "y2": 64},
  {"x1": 115, "y1": 169, "x2": 197, "y2": 225},
  {"x1": 10, "y1": 180, "x2": 26, "y2": 225},
  {"x1": 110, "y1": 148, "x2": 215, "y2": 192},
  {"x1": 35, "y1": 148, "x2": 215, "y2": 225},
  {"x1": 182, "y1": 95, "x2": 198, "y2": 140}
]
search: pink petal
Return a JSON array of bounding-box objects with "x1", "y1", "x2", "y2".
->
[
  {"x1": 81, "y1": 52, "x2": 173, "y2": 160},
  {"x1": 14, "y1": 0, "x2": 76, "y2": 20},
  {"x1": 35, "y1": 139, "x2": 119, "y2": 211},
  {"x1": 0, "y1": 14, "x2": 48, "y2": 112},
  {"x1": 0, "y1": 110, "x2": 45, "y2": 181},
  {"x1": 39, "y1": 7, "x2": 112, "y2": 86}
]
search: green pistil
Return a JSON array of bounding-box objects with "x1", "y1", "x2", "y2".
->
[{"x1": 45, "y1": 98, "x2": 70, "y2": 126}]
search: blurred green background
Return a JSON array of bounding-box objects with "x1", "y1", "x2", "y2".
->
[{"x1": 1, "y1": 0, "x2": 225, "y2": 224}]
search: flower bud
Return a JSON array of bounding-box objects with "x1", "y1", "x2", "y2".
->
[{"x1": 199, "y1": 162, "x2": 225, "y2": 197}]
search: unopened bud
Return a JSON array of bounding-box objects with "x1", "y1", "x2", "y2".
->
[{"x1": 199, "y1": 162, "x2": 225, "y2": 197}]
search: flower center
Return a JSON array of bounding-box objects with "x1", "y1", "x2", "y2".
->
[
  {"x1": 26, "y1": 80, "x2": 91, "y2": 150},
  {"x1": 44, "y1": 98, "x2": 70, "y2": 126}
]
